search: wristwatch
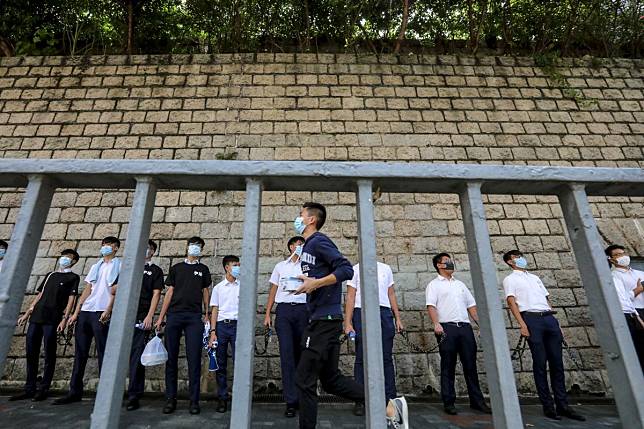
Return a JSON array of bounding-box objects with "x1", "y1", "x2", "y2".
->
[{"x1": 209, "y1": 328, "x2": 216, "y2": 333}]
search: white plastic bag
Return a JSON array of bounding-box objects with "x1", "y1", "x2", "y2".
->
[{"x1": 141, "y1": 334, "x2": 168, "y2": 366}]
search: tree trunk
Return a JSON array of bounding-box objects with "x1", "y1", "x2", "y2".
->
[
  {"x1": 0, "y1": 38, "x2": 13, "y2": 57},
  {"x1": 127, "y1": 0, "x2": 134, "y2": 55},
  {"x1": 393, "y1": 0, "x2": 410, "y2": 54},
  {"x1": 501, "y1": 0, "x2": 512, "y2": 53}
]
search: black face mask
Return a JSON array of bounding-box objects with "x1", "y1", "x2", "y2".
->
[{"x1": 443, "y1": 261, "x2": 455, "y2": 271}]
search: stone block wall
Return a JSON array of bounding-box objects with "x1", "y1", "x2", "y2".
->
[{"x1": 0, "y1": 53, "x2": 642, "y2": 397}]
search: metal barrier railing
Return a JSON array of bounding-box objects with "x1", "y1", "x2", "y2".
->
[{"x1": 0, "y1": 159, "x2": 642, "y2": 429}]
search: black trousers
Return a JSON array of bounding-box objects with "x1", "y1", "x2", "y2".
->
[
  {"x1": 25, "y1": 322, "x2": 57, "y2": 394},
  {"x1": 523, "y1": 313, "x2": 567, "y2": 411},
  {"x1": 296, "y1": 320, "x2": 364, "y2": 429},
  {"x1": 625, "y1": 313, "x2": 644, "y2": 372},
  {"x1": 164, "y1": 311, "x2": 203, "y2": 402},
  {"x1": 69, "y1": 311, "x2": 109, "y2": 398},
  {"x1": 127, "y1": 327, "x2": 150, "y2": 400},
  {"x1": 438, "y1": 323, "x2": 485, "y2": 408}
]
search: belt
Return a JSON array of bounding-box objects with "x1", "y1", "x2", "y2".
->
[
  {"x1": 277, "y1": 302, "x2": 307, "y2": 306},
  {"x1": 219, "y1": 319, "x2": 237, "y2": 324},
  {"x1": 312, "y1": 314, "x2": 343, "y2": 321},
  {"x1": 443, "y1": 321, "x2": 469, "y2": 327},
  {"x1": 521, "y1": 311, "x2": 556, "y2": 317}
]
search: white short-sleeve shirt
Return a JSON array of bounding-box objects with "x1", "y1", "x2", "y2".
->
[
  {"x1": 210, "y1": 277, "x2": 240, "y2": 321},
  {"x1": 81, "y1": 260, "x2": 115, "y2": 312},
  {"x1": 612, "y1": 272, "x2": 637, "y2": 314},
  {"x1": 502, "y1": 270, "x2": 551, "y2": 312},
  {"x1": 612, "y1": 267, "x2": 644, "y2": 309},
  {"x1": 269, "y1": 257, "x2": 306, "y2": 304},
  {"x1": 347, "y1": 262, "x2": 394, "y2": 309},
  {"x1": 425, "y1": 275, "x2": 476, "y2": 323}
]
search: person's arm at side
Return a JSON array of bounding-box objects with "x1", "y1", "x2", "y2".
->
[
  {"x1": 209, "y1": 306, "x2": 219, "y2": 345},
  {"x1": 506, "y1": 296, "x2": 529, "y2": 337},
  {"x1": 202, "y1": 287, "x2": 210, "y2": 323},
  {"x1": 155, "y1": 286, "x2": 173, "y2": 331},
  {"x1": 57, "y1": 294, "x2": 76, "y2": 333},
  {"x1": 99, "y1": 282, "x2": 116, "y2": 323},
  {"x1": 388, "y1": 285, "x2": 404, "y2": 332},
  {"x1": 344, "y1": 286, "x2": 356, "y2": 335},
  {"x1": 428, "y1": 305, "x2": 443, "y2": 335},
  {"x1": 264, "y1": 283, "x2": 278, "y2": 327},
  {"x1": 17, "y1": 293, "x2": 42, "y2": 326},
  {"x1": 467, "y1": 306, "x2": 479, "y2": 324},
  {"x1": 142, "y1": 290, "x2": 161, "y2": 330},
  {"x1": 69, "y1": 283, "x2": 92, "y2": 326}
]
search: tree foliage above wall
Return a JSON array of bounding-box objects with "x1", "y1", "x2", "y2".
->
[{"x1": 1, "y1": 0, "x2": 642, "y2": 58}]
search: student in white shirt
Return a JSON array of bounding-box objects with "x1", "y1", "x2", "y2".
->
[
  {"x1": 502, "y1": 250, "x2": 584, "y2": 421},
  {"x1": 426, "y1": 252, "x2": 490, "y2": 416},
  {"x1": 54, "y1": 236, "x2": 121, "y2": 405},
  {"x1": 344, "y1": 261, "x2": 404, "y2": 416},
  {"x1": 263, "y1": 236, "x2": 308, "y2": 418},
  {"x1": 209, "y1": 255, "x2": 241, "y2": 413},
  {"x1": 0, "y1": 239, "x2": 7, "y2": 273},
  {"x1": 605, "y1": 244, "x2": 644, "y2": 371}
]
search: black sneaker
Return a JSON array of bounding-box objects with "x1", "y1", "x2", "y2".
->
[
  {"x1": 126, "y1": 398, "x2": 140, "y2": 411},
  {"x1": 284, "y1": 405, "x2": 296, "y2": 418},
  {"x1": 557, "y1": 407, "x2": 585, "y2": 421},
  {"x1": 216, "y1": 399, "x2": 227, "y2": 413},
  {"x1": 52, "y1": 394, "x2": 81, "y2": 405},
  {"x1": 544, "y1": 408, "x2": 562, "y2": 420},
  {"x1": 189, "y1": 401, "x2": 200, "y2": 415},
  {"x1": 444, "y1": 404, "x2": 458, "y2": 415},
  {"x1": 353, "y1": 402, "x2": 365, "y2": 416},
  {"x1": 9, "y1": 392, "x2": 34, "y2": 401},
  {"x1": 471, "y1": 402, "x2": 492, "y2": 414},
  {"x1": 386, "y1": 397, "x2": 409, "y2": 429},
  {"x1": 32, "y1": 391, "x2": 49, "y2": 402},
  {"x1": 162, "y1": 398, "x2": 176, "y2": 414}
]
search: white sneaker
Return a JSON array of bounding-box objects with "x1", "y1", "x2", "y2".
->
[{"x1": 386, "y1": 396, "x2": 409, "y2": 429}]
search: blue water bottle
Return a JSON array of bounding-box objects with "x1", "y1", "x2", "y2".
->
[
  {"x1": 348, "y1": 331, "x2": 356, "y2": 341},
  {"x1": 208, "y1": 341, "x2": 218, "y2": 372}
]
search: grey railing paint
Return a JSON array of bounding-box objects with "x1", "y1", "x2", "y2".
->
[{"x1": 0, "y1": 159, "x2": 641, "y2": 429}]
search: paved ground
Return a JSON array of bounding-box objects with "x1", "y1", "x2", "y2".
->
[{"x1": 0, "y1": 395, "x2": 621, "y2": 428}]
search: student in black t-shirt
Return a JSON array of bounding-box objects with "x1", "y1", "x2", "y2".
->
[
  {"x1": 110, "y1": 240, "x2": 164, "y2": 411},
  {"x1": 155, "y1": 236, "x2": 211, "y2": 415},
  {"x1": 11, "y1": 249, "x2": 80, "y2": 402}
]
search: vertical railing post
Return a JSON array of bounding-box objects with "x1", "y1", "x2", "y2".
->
[
  {"x1": 231, "y1": 178, "x2": 262, "y2": 428},
  {"x1": 459, "y1": 182, "x2": 524, "y2": 429},
  {"x1": 558, "y1": 184, "x2": 644, "y2": 428},
  {"x1": 0, "y1": 175, "x2": 55, "y2": 378},
  {"x1": 356, "y1": 180, "x2": 387, "y2": 428},
  {"x1": 91, "y1": 177, "x2": 157, "y2": 429}
]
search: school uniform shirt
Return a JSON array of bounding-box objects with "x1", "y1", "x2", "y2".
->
[
  {"x1": 210, "y1": 277, "x2": 240, "y2": 321},
  {"x1": 502, "y1": 270, "x2": 551, "y2": 313},
  {"x1": 0, "y1": 259, "x2": 3, "y2": 272},
  {"x1": 269, "y1": 257, "x2": 306, "y2": 304},
  {"x1": 136, "y1": 261, "x2": 164, "y2": 320},
  {"x1": 612, "y1": 272, "x2": 638, "y2": 314},
  {"x1": 165, "y1": 260, "x2": 212, "y2": 314},
  {"x1": 81, "y1": 259, "x2": 118, "y2": 312},
  {"x1": 300, "y1": 231, "x2": 354, "y2": 320},
  {"x1": 347, "y1": 262, "x2": 394, "y2": 309},
  {"x1": 612, "y1": 267, "x2": 644, "y2": 309},
  {"x1": 425, "y1": 275, "x2": 476, "y2": 323},
  {"x1": 30, "y1": 269, "x2": 80, "y2": 325}
]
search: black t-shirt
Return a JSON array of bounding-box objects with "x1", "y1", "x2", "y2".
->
[
  {"x1": 137, "y1": 263, "x2": 164, "y2": 320},
  {"x1": 30, "y1": 271, "x2": 80, "y2": 325},
  {"x1": 165, "y1": 261, "x2": 211, "y2": 314}
]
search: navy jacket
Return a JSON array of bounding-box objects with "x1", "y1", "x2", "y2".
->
[{"x1": 300, "y1": 231, "x2": 354, "y2": 320}]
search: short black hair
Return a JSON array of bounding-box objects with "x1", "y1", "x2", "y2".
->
[
  {"x1": 287, "y1": 236, "x2": 305, "y2": 252},
  {"x1": 61, "y1": 248, "x2": 79, "y2": 262},
  {"x1": 303, "y1": 202, "x2": 327, "y2": 230},
  {"x1": 503, "y1": 250, "x2": 523, "y2": 265},
  {"x1": 148, "y1": 239, "x2": 158, "y2": 253},
  {"x1": 604, "y1": 244, "x2": 625, "y2": 258},
  {"x1": 0, "y1": 239, "x2": 7, "y2": 248},
  {"x1": 102, "y1": 236, "x2": 120, "y2": 248},
  {"x1": 187, "y1": 236, "x2": 205, "y2": 248},
  {"x1": 222, "y1": 255, "x2": 239, "y2": 268},
  {"x1": 432, "y1": 252, "x2": 451, "y2": 271}
]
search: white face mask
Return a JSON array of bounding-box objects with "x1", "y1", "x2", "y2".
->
[
  {"x1": 188, "y1": 244, "x2": 202, "y2": 257},
  {"x1": 616, "y1": 255, "x2": 630, "y2": 267}
]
